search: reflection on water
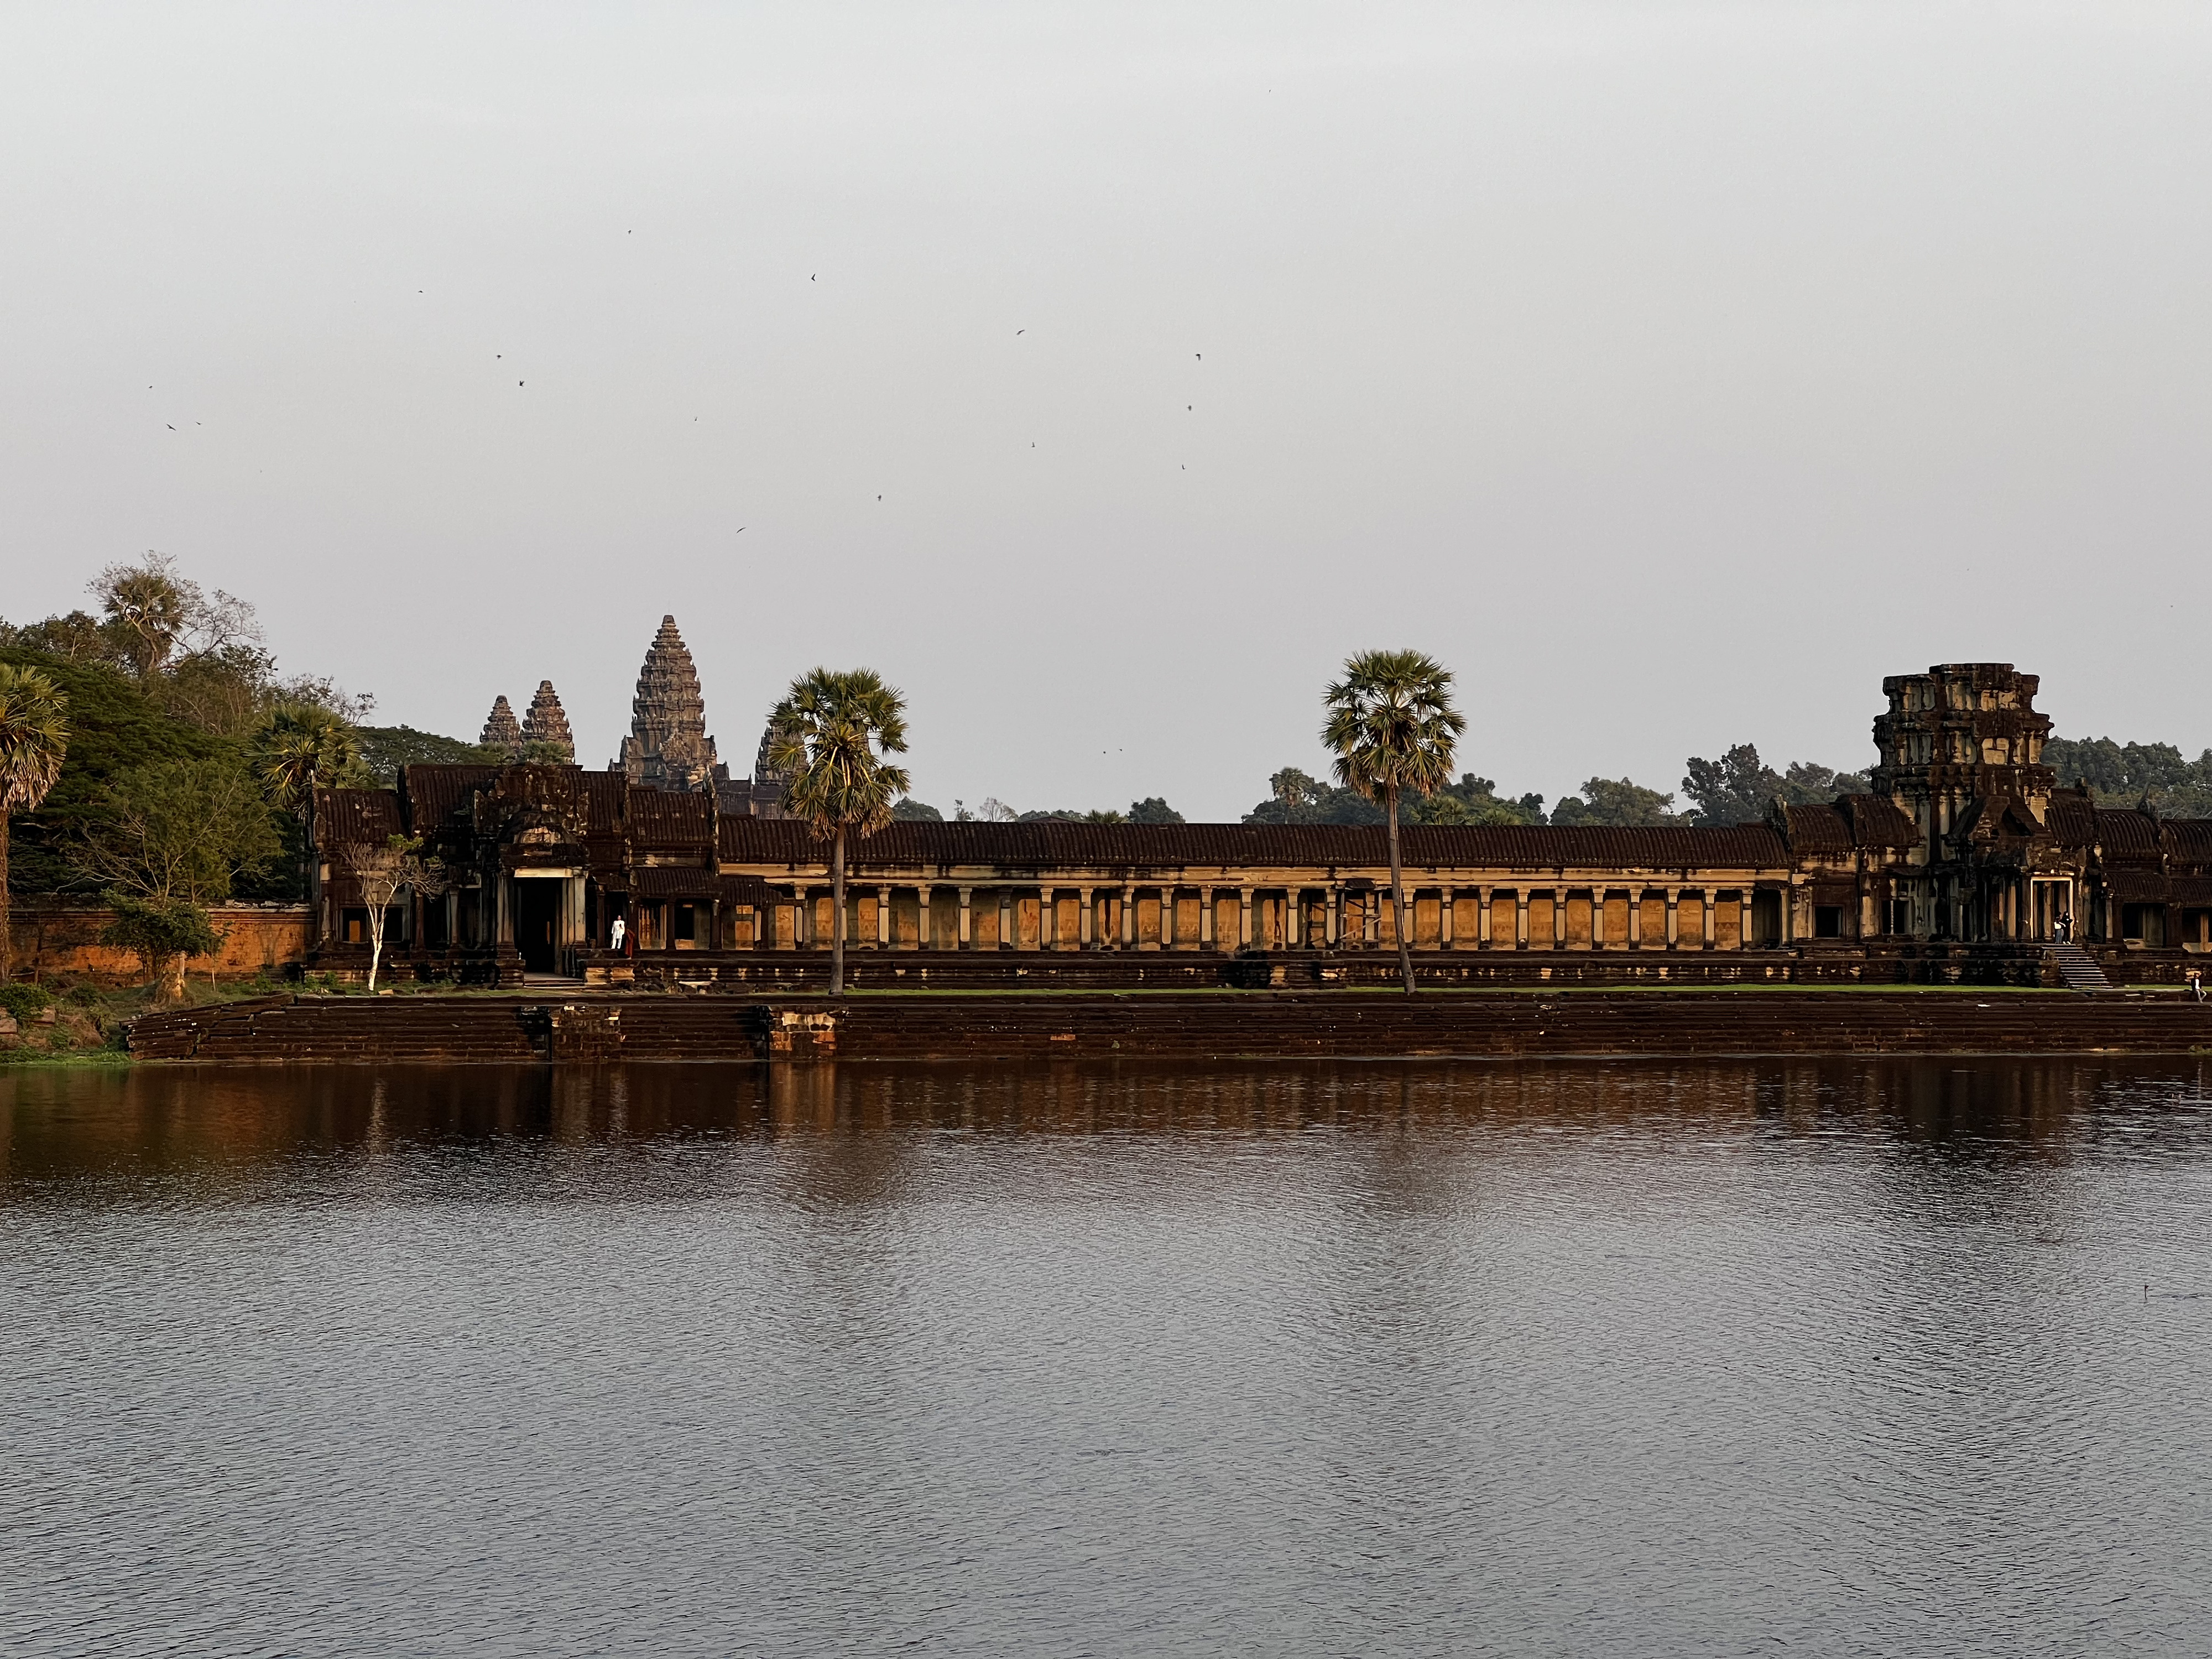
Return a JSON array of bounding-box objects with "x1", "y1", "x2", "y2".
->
[{"x1": 4, "y1": 1058, "x2": 2211, "y2": 1657}]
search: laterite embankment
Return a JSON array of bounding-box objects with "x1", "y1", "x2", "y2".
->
[{"x1": 123, "y1": 990, "x2": 2212, "y2": 1063}]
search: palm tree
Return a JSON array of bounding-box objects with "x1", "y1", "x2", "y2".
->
[
  {"x1": 765, "y1": 669, "x2": 911, "y2": 997},
  {"x1": 0, "y1": 663, "x2": 71, "y2": 984},
  {"x1": 254, "y1": 703, "x2": 362, "y2": 941},
  {"x1": 1322, "y1": 649, "x2": 1465, "y2": 995}
]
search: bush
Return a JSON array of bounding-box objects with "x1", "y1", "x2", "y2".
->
[
  {"x1": 0, "y1": 984, "x2": 55, "y2": 1020},
  {"x1": 64, "y1": 983, "x2": 103, "y2": 1007}
]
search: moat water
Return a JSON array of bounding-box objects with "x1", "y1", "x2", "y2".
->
[{"x1": 4, "y1": 1058, "x2": 2211, "y2": 1658}]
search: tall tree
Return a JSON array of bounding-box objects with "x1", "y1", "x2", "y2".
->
[
  {"x1": 254, "y1": 702, "x2": 364, "y2": 938},
  {"x1": 1322, "y1": 650, "x2": 1465, "y2": 995},
  {"x1": 0, "y1": 664, "x2": 71, "y2": 982},
  {"x1": 347, "y1": 834, "x2": 447, "y2": 994},
  {"x1": 764, "y1": 669, "x2": 911, "y2": 997}
]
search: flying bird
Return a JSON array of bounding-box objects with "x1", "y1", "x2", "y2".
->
[
  {"x1": 736, "y1": 527, "x2": 745, "y2": 534},
  {"x1": 1016, "y1": 329, "x2": 1024, "y2": 335},
  {"x1": 166, "y1": 424, "x2": 174, "y2": 430}
]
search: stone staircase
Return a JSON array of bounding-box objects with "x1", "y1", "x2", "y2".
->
[{"x1": 2047, "y1": 942, "x2": 2113, "y2": 993}]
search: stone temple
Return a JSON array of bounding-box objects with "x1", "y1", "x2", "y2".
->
[{"x1": 315, "y1": 658, "x2": 2212, "y2": 986}]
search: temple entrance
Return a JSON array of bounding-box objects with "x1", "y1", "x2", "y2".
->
[{"x1": 513, "y1": 879, "x2": 562, "y2": 973}]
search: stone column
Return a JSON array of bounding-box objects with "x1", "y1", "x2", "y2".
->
[
  {"x1": 1553, "y1": 886, "x2": 1567, "y2": 948},
  {"x1": 1326, "y1": 885, "x2": 1341, "y2": 948},
  {"x1": 958, "y1": 886, "x2": 973, "y2": 950},
  {"x1": 1200, "y1": 888, "x2": 1215, "y2": 948},
  {"x1": 916, "y1": 883, "x2": 935, "y2": 950},
  {"x1": 1239, "y1": 888, "x2": 1254, "y2": 948},
  {"x1": 1122, "y1": 885, "x2": 1137, "y2": 948},
  {"x1": 1478, "y1": 885, "x2": 1494, "y2": 948},
  {"x1": 1363, "y1": 891, "x2": 1378, "y2": 947},
  {"x1": 1160, "y1": 886, "x2": 1176, "y2": 949},
  {"x1": 1739, "y1": 889, "x2": 1754, "y2": 950},
  {"x1": 1080, "y1": 886, "x2": 1096, "y2": 948},
  {"x1": 1441, "y1": 886, "x2": 1455, "y2": 950},
  {"x1": 1699, "y1": 887, "x2": 1715, "y2": 950},
  {"x1": 1516, "y1": 889, "x2": 1530, "y2": 949},
  {"x1": 1038, "y1": 886, "x2": 1054, "y2": 950},
  {"x1": 876, "y1": 885, "x2": 891, "y2": 948},
  {"x1": 1666, "y1": 886, "x2": 1680, "y2": 948}
]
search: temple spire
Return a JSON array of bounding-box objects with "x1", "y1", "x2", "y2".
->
[
  {"x1": 521, "y1": 680, "x2": 575, "y2": 761},
  {"x1": 617, "y1": 615, "x2": 724, "y2": 791},
  {"x1": 479, "y1": 695, "x2": 523, "y2": 759}
]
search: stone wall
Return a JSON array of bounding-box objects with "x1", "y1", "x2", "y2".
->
[{"x1": 5, "y1": 902, "x2": 313, "y2": 985}]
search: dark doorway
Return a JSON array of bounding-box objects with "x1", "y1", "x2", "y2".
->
[{"x1": 514, "y1": 880, "x2": 562, "y2": 973}]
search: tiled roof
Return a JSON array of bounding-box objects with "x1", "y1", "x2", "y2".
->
[
  {"x1": 1779, "y1": 805, "x2": 1852, "y2": 855},
  {"x1": 716, "y1": 817, "x2": 1791, "y2": 873},
  {"x1": 1838, "y1": 794, "x2": 1920, "y2": 849},
  {"x1": 625, "y1": 787, "x2": 713, "y2": 849},
  {"x1": 2095, "y1": 809, "x2": 2164, "y2": 859},
  {"x1": 317, "y1": 788, "x2": 404, "y2": 847},
  {"x1": 2161, "y1": 820, "x2": 2212, "y2": 863},
  {"x1": 399, "y1": 764, "x2": 501, "y2": 827}
]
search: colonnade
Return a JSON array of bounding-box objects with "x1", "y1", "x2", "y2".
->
[{"x1": 763, "y1": 880, "x2": 1785, "y2": 952}]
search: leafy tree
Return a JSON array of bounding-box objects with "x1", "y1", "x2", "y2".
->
[
  {"x1": 1550, "y1": 776, "x2": 1683, "y2": 827},
  {"x1": 2045, "y1": 735, "x2": 2212, "y2": 816},
  {"x1": 1682, "y1": 744, "x2": 1876, "y2": 825},
  {"x1": 1129, "y1": 797, "x2": 1184, "y2": 824},
  {"x1": 1415, "y1": 773, "x2": 1546, "y2": 826},
  {"x1": 1243, "y1": 766, "x2": 1386, "y2": 826},
  {"x1": 70, "y1": 755, "x2": 280, "y2": 909},
  {"x1": 890, "y1": 797, "x2": 944, "y2": 821},
  {"x1": 1322, "y1": 649, "x2": 1465, "y2": 995},
  {"x1": 0, "y1": 648, "x2": 223, "y2": 895},
  {"x1": 354, "y1": 724, "x2": 505, "y2": 784},
  {"x1": 0, "y1": 664, "x2": 70, "y2": 982},
  {"x1": 90, "y1": 553, "x2": 261, "y2": 682},
  {"x1": 765, "y1": 668, "x2": 912, "y2": 997},
  {"x1": 346, "y1": 834, "x2": 447, "y2": 993},
  {"x1": 99, "y1": 892, "x2": 223, "y2": 1004}
]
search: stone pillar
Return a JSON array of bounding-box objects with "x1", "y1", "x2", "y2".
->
[
  {"x1": 876, "y1": 885, "x2": 891, "y2": 948},
  {"x1": 1200, "y1": 888, "x2": 1215, "y2": 948},
  {"x1": 1478, "y1": 885, "x2": 1494, "y2": 948},
  {"x1": 1326, "y1": 885, "x2": 1340, "y2": 948},
  {"x1": 1239, "y1": 888, "x2": 1254, "y2": 948},
  {"x1": 1628, "y1": 887, "x2": 1643, "y2": 949},
  {"x1": 1160, "y1": 886, "x2": 1176, "y2": 948},
  {"x1": 1038, "y1": 886, "x2": 1054, "y2": 950},
  {"x1": 916, "y1": 884, "x2": 935, "y2": 950},
  {"x1": 1441, "y1": 886, "x2": 1455, "y2": 950},
  {"x1": 1122, "y1": 885, "x2": 1137, "y2": 948},
  {"x1": 1739, "y1": 889, "x2": 1754, "y2": 950},
  {"x1": 1080, "y1": 886, "x2": 1095, "y2": 948},
  {"x1": 1699, "y1": 887, "x2": 1715, "y2": 950},
  {"x1": 959, "y1": 886, "x2": 973, "y2": 950},
  {"x1": 1553, "y1": 887, "x2": 1567, "y2": 948},
  {"x1": 1516, "y1": 889, "x2": 1530, "y2": 949},
  {"x1": 1363, "y1": 891, "x2": 1378, "y2": 947},
  {"x1": 1666, "y1": 886, "x2": 1680, "y2": 948}
]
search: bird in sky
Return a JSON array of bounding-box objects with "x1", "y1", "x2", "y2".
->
[
  {"x1": 736, "y1": 527, "x2": 745, "y2": 534},
  {"x1": 166, "y1": 424, "x2": 174, "y2": 430},
  {"x1": 1016, "y1": 329, "x2": 1024, "y2": 335}
]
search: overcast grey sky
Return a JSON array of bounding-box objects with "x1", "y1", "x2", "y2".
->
[{"x1": 4, "y1": 3, "x2": 2206, "y2": 818}]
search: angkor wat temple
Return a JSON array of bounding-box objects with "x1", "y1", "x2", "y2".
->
[{"x1": 312, "y1": 659, "x2": 2212, "y2": 987}]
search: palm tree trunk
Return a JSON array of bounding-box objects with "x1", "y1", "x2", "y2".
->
[
  {"x1": 0, "y1": 816, "x2": 12, "y2": 984},
  {"x1": 830, "y1": 824, "x2": 847, "y2": 997},
  {"x1": 1387, "y1": 786, "x2": 1415, "y2": 994}
]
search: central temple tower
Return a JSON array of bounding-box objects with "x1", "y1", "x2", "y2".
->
[{"x1": 616, "y1": 615, "x2": 727, "y2": 792}]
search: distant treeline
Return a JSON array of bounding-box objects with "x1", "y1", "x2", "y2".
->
[{"x1": 8, "y1": 558, "x2": 2209, "y2": 915}]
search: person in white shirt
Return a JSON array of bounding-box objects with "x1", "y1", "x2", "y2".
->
[{"x1": 609, "y1": 916, "x2": 626, "y2": 953}]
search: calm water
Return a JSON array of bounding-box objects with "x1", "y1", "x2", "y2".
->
[{"x1": 4, "y1": 1059, "x2": 2212, "y2": 1658}]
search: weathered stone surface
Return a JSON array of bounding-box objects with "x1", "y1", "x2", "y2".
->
[
  {"x1": 479, "y1": 695, "x2": 523, "y2": 757},
  {"x1": 617, "y1": 615, "x2": 726, "y2": 792},
  {"x1": 521, "y1": 680, "x2": 575, "y2": 760}
]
